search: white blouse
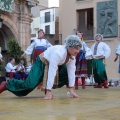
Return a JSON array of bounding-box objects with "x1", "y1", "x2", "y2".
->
[
  {"x1": 5, "y1": 63, "x2": 17, "y2": 72},
  {"x1": 24, "y1": 38, "x2": 52, "y2": 55},
  {"x1": 115, "y1": 44, "x2": 120, "y2": 55},
  {"x1": 81, "y1": 41, "x2": 87, "y2": 50},
  {"x1": 43, "y1": 45, "x2": 76, "y2": 90},
  {"x1": 91, "y1": 42, "x2": 111, "y2": 58},
  {"x1": 17, "y1": 64, "x2": 25, "y2": 72}
]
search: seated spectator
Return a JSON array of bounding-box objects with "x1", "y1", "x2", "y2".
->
[
  {"x1": 5, "y1": 58, "x2": 18, "y2": 80},
  {"x1": 14, "y1": 60, "x2": 28, "y2": 80}
]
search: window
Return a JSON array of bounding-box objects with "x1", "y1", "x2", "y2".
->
[
  {"x1": 45, "y1": 25, "x2": 50, "y2": 34},
  {"x1": 45, "y1": 12, "x2": 50, "y2": 23},
  {"x1": 77, "y1": 8, "x2": 94, "y2": 40}
]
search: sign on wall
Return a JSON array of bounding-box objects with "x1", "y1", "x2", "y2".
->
[{"x1": 0, "y1": 0, "x2": 14, "y2": 12}]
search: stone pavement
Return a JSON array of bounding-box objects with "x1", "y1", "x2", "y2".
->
[{"x1": 0, "y1": 86, "x2": 120, "y2": 120}]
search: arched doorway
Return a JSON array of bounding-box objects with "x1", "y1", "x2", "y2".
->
[{"x1": 0, "y1": 24, "x2": 16, "y2": 76}]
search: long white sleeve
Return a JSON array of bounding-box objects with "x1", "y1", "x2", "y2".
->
[
  {"x1": 46, "y1": 40, "x2": 52, "y2": 48},
  {"x1": 66, "y1": 58, "x2": 76, "y2": 87},
  {"x1": 46, "y1": 56, "x2": 76, "y2": 89},
  {"x1": 103, "y1": 43, "x2": 111, "y2": 58},
  {"x1": 46, "y1": 53, "x2": 61, "y2": 90},
  {"x1": 24, "y1": 40, "x2": 36, "y2": 55}
]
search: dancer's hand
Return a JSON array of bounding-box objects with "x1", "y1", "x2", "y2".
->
[
  {"x1": 69, "y1": 87, "x2": 79, "y2": 98},
  {"x1": 43, "y1": 90, "x2": 53, "y2": 100}
]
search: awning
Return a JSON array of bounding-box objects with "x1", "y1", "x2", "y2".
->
[{"x1": 0, "y1": 0, "x2": 14, "y2": 12}]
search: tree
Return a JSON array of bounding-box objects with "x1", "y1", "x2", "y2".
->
[{"x1": 7, "y1": 39, "x2": 27, "y2": 66}]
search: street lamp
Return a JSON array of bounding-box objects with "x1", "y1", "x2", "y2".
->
[{"x1": 0, "y1": 17, "x2": 3, "y2": 28}]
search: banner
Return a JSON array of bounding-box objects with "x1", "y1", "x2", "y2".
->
[{"x1": 0, "y1": 0, "x2": 14, "y2": 12}]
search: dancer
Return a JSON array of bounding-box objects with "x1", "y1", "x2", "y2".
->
[
  {"x1": 21, "y1": 29, "x2": 52, "y2": 89},
  {"x1": 21, "y1": 29, "x2": 52, "y2": 62},
  {"x1": 75, "y1": 32, "x2": 89, "y2": 89},
  {"x1": 5, "y1": 58, "x2": 18, "y2": 79},
  {"x1": 14, "y1": 60, "x2": 28, "y2": 80},
  {"x1": 91, "y1": 34, "x2": 111, "y2": 88},
  {"x1": 0, "y1": 35, "x2": 82, "y2": 100}
]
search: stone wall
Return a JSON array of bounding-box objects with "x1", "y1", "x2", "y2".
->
[{"x1": 0, "y1": 0, "x2": 38, "y2": 63}]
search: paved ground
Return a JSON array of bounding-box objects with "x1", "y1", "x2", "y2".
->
[{"x1": 0, "y1": 86, "x2": 120, "y2": 120}]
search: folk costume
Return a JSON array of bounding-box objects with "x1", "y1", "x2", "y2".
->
[
  {"x1": 14, "y1": 64, "x2": 28, "y2": 80},
  {"x1": 0, "y1": 35, "x2": 82, "y2": 98},
  {"x1": 75, "y1": 41, "x2": 88, "y2": 89},
  {"x1": 24, "y1": 38, "x2": 52, "y2": 62},
  {"x1": 5, "y1": 62, "x2": 17, "y2": 79},
  {"x1": 91, "y1": 34, "x2": 111, "y2": 88},
  {"x1": 24, "y1": 38, "x2": 52, "y2": 89}
]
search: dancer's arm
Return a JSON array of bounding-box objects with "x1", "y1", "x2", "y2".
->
[
  {"x1": 21, "y1": 40, "x2": 36, "y2": 58},
  {"x1": 66, "y1": 59, "x2": 79, "y2": 98}
]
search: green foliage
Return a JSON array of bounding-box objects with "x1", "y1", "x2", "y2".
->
[{"x1": 7, "y1": 39, "x2": 27, "y2": 66}]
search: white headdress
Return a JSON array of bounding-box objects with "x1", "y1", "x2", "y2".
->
[
  {"x1": 65, "y1": 35, "x2": 82, "y2": 48},
  {"x1": 94, "y1": 34, "x2": 103, "y2": 41}
]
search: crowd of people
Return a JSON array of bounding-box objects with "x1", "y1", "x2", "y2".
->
[
  {"x1": 5, "y1": 59, "x2": 29, "y2": 81},
  {"x1": 0, "y1": 29, "x2": 120, "y2": 100}
]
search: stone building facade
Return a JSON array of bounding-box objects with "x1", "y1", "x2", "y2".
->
[
  {"x1": 0, "y1": 0, "x2": 38, "y2": 64},
  {"x1": 59, "y1": 0, "x2": 120, "y2": 80}
]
